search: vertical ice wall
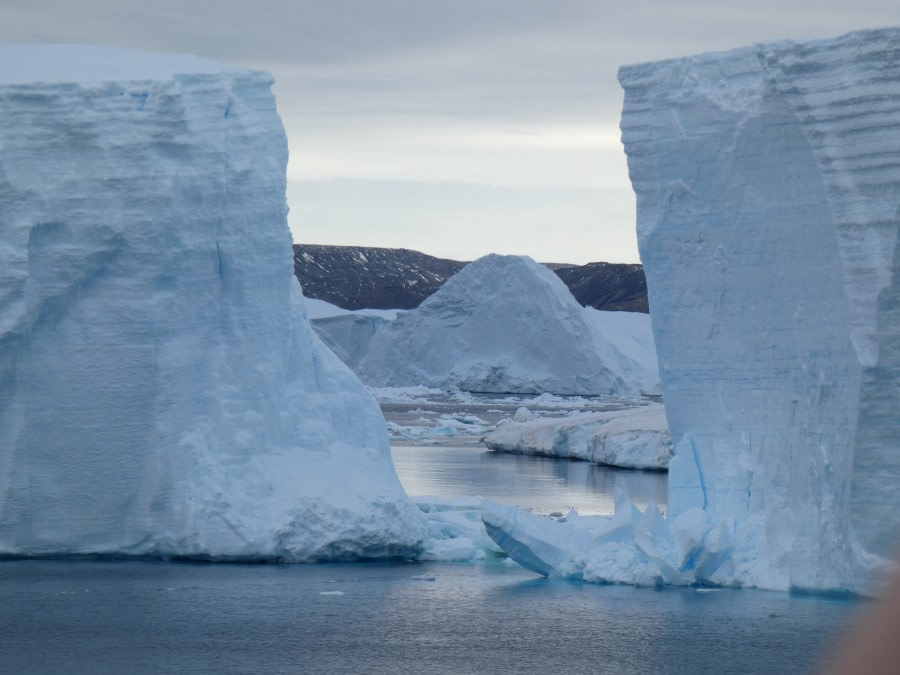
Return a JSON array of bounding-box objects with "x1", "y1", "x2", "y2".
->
[
  {"x1": 0, "y1": 45, "x2": 425, "y2": 560},
  {"x1": 619, "y1": 28, "x2": 900, "y2": 587}
]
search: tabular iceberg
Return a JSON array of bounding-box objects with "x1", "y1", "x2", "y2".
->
[
  {"x1": 483, "y1": 404, "x2": 672, "y2": 470},
  {"x1": 0, "y1": 45, "x2": 425, "y2": 560},
  {"x1": 349, "y1": 254, "x2": 659, "y2": 395},
  {"x1": 484, "y1": 27, "x2": 900, "y2": 592}
]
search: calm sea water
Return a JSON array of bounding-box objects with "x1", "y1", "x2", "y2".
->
[
  {"x1": 0, "y1": 445, "x2": 860, "y2": 674},
  {"x1": 392, "y1": 444, "x2": 667, "y2": 514},
  {"x1": 0, "y1": 560, "x2": 856, "y2": 674}
]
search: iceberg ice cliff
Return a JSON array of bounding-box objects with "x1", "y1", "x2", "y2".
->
[
  {"x1": 0, "y1": 45, "x2": 425, "y2": 560},
  {"x1": 350, "y1": 254, "x2": 659, "y2": 395},
  {"x1": 484, "y1": 27, "x2": 900, "y2": 592}
]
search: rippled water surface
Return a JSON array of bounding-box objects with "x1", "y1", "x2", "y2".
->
[
  {"x1": 1, "y1": 393, "x2": 862, "y2": 673},
  {"x1": 0, "y1": 560, "x2": 858, "y2": 674}
]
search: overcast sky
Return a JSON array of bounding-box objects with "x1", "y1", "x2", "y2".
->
[{"x1": 2, "y1": 1, "x2": 899, "y2": 263}]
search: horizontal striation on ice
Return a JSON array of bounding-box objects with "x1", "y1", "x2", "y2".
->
[
  {"x1": 483, "y1": 403, "x2": 672, "y2": 470},
  {"x1": 483, "y1": 27, "x2": 899, "y2": 592},
  {"x1": 0, "y1": 45, "x2": 426, "y2": 561},
  {"x1": 347, "y1": 253, "x2": 659, "y2": 396}
]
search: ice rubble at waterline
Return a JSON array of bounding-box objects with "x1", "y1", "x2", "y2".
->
[
  {"x1": 482, "y1": 27, "x2": 900, "y2": 593},
  {"x1": 0, "y1": 45, "x2": 429, "y2": 561}
]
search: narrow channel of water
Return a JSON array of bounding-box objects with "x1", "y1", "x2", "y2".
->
[{"x1": 392, "y1": 444, "x2": 668, "y2": 515}]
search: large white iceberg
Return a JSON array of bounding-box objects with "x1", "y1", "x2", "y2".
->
[
  {"x1": 348, "y1": 254, "x2": 659, "y2": 395},
  {"x1": 484, "y1": 27, "x2": 900, "y2": 592},
  {"x1": 0, "y1": 45, "x2": 426, "y2": 560}
]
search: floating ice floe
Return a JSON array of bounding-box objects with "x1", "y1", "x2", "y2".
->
[{"x1": 484, "y1": 403, "x2": 672, "y2": 470}]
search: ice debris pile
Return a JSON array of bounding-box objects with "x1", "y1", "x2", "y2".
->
[
  {"x1": 337, "y1": 254, "x2": 659, "y2": 395},
  {"x1": 484, "y1": 27, "x2": 900, "y2": 592},
  {"x1": 0, "y1": 45, "x2": 426, "y2": 560}
]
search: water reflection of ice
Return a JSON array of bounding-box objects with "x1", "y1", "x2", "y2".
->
[
  {"x1": 391, "y1": 445, "x2": 667, "y2": 516},
  {"x1": 380, "y1": 387, "x2": 667, "y2": 515}
]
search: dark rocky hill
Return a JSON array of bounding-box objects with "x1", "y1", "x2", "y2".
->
[
  {"x1": 293, "y1": 244, "x2": 466, "y2": 311},
  {"x1": 553, "y1": 262, "x2": 648, "y2": 313},
  {"x1": 293, "y1": 244, "x2": 648, "y2": 313}
]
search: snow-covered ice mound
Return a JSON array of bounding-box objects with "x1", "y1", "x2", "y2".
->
[
  {"x1": 483, "y1": 404, "x2": 672, "y2": 470},
  {"x1": 352, "y1": 254, "x2": 659, "y2": 395},
  {"x1": 0, "y1": 45, "x2": 425, "y2": 561},
  {"x1": 484, "y1": 27, "x2": 900, "y2": 592}
]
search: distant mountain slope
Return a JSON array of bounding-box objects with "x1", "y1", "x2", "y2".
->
[
  {"x1": 293, "y1": 244, "x2": 648, "y2": 313},
  {"x1": 553, "y1": 262, "x2": 648, "y2": 313},
  {"x1": 293, "y1": 245, "x2": 466, "y2": 311}
]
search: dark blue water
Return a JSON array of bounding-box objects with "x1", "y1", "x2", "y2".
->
[
  {"x1": 0, "y1": 447, "x2": 861, "y2": 673},
  {"x1": 0, "y1": 560, "x2": 857, "y2": 674}
]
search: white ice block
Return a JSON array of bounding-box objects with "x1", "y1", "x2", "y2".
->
[{"x1": 0, "y1": 45, "x2": 425, "y2": 560}]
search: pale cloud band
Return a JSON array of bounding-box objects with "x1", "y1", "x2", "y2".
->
[{"x1": 2, "y1": 1, "x2": 898, "y2": 263}]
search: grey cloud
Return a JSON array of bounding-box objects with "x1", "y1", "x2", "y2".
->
[
  {"x1": 2, "y1": 0, "x2": 898, "y2": 262},
  {"x1": 1, "y1": 0, "x2": 595, "y2": 65},
  {"x1": 4, "y1": 1, "x2": 898, "y2": 126}
]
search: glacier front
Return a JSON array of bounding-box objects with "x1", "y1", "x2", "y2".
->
[
  {"x1": 484, "y1": 27, "x2": 900, "y2": 592},
  {"x1": 0, "y1": 45, "x2": 426, "y2": 560}
]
